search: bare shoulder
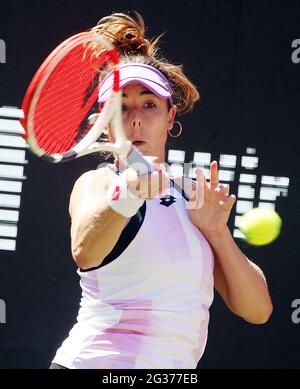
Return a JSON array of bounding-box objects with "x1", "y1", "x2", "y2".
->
[
  {"x1": 73, "y1": 166, "x2": 118, "y2": 191},
  {"x1": 69, "y1": 167, "x2": 117, "y2": 217}
]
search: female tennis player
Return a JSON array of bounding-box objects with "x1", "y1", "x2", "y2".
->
[{"x1": 50, "y1": 12, "x2": 273, "y2": 369}]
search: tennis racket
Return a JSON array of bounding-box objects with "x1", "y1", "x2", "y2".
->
[{"x1": 20, "y1": 31, "x2": 152, "y2": 176}]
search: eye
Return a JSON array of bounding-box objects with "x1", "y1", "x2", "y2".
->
[
  {"x1": 122, "y1": 104, "x2": 128, "y2": 112},
  {"x1": 144, "y1": 102, "x2": 157, "y2": 109}
]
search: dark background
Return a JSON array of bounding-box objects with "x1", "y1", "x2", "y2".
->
[{"x1": 0, "y1": 0, "x2": 299, "y2": 368}]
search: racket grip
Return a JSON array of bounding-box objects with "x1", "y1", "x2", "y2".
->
[{"x1": 126, "y1": 147, "x2": 154, "y2": 176}]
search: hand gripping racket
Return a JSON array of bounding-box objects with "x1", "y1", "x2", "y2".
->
[{"x1": 20, "y1": 32, "x2": 152, "y2": 176}]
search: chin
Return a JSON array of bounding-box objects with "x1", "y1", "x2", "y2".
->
[{"x1": 136, "y1": 145, "x2": 148, "y2": 153}]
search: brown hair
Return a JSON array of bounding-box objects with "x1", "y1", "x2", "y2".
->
[{"x1": 90, "y1": 12, "x2": 200, "y2": 113}]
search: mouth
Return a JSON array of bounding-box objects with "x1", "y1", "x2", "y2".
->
[{"x1": 132, "y1": 141, "x2": 146, "y2": 147}]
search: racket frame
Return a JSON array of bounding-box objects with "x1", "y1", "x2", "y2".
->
[
  {"x1": 21, "y1": 32, "x2": 152, "y2": 174},
  {"x1": 22, "y1": 33, "x2": 130, "y2": 161}
]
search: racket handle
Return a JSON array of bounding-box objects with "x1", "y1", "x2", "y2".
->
[{"x1": 126, "y1": 147, "x2": 154, "y2": 176}]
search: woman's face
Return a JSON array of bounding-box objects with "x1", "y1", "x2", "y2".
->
[{"x1": 108, "y1": 83, "x2": 176, "y2": 162}]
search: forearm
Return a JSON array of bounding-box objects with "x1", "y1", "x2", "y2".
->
[
  {"x1": 72, "y1": 204, "x2": 128, "y2": 269},
  {"x1": 204, "y1": 226, "x2": 273, "y2": 323}
]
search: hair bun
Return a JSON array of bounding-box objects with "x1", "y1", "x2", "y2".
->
[
  {"x1": 91, "y1": 12, "x2": 159, "y2": 58},
  {"x1": 91, "y1": 11, "x2": 200, "y2": 113}
]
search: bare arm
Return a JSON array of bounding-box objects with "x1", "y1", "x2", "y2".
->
[
  {"x1": 186, "y1": 161, "x2": 273, "y2": 325},
  {"x1": 69, "y1": 168, "x2": 128, "y2": 269},
  {"x1": 209, "y1": 227, "x2": 273, "y2": 324},
  {"x1": 70, "y1": 157, "x2": 170, "y2": 270}
]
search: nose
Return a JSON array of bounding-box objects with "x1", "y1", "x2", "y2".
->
[
  {"x1": 129, "y1": 108, "x2": 142, "y2": 130},
  {"x1": 131, "y1": 118, "x2": 141, "y2": 129}
]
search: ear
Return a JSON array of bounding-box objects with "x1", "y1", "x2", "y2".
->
[{"x1": 168, "y1": 106, "x2": 177, "y2": 129}]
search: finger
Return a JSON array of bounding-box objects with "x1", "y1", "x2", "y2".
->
[
  {"x1": 219, "y1": 194, "x2": 236, "y2": 211},
  {"x1": 210, "y1": 161, "x2": 219, "y2": 190},
  {"x1": 126, "y1": 169, "x2": 140, "y2": 196},
  {"x1": 216, "y1": 184, "x2": 229, "y2": 196}
]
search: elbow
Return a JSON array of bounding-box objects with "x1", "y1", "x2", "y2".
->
[
  {"x1": 257, "y1": 304, "x2": 274, "y2": 324},
  {"x1": 72, "y1": 246, "x2": 101, "y2": 270},
  {"x1": 72, "y1": 247, "x2": 88, "y2": 269},
  {"x1": 243, "y1": 303, "x2": 273, "y2": 325}
]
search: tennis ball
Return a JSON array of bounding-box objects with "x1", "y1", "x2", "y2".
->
[{"x1": 239, "y1": 208, "x2": 282, "y2": 246}]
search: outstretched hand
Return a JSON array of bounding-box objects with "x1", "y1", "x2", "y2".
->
[{"x1": 188, "y1": 161, "x2": 236, "y2": 236}]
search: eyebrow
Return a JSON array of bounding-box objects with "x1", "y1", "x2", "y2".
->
[{"x1": 122, "y1": 90, "x2": 155, "y2": 98}]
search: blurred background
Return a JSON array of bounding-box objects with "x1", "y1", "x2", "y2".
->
[{"x1": 0, "y1": 0, "x2": 299, "y2": 368}]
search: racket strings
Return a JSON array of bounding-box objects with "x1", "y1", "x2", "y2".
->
[{"x1": 33, "y1": 44, "x2": 109, "y2": 154}]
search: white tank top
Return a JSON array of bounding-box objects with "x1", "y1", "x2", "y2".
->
[{"x1": 52, "y1": 168, "x2": 214, "y2": 369}]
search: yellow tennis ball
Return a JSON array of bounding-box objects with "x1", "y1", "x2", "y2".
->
[{"x1": 239, "y1": 208, "x2": 282, "y2": 246}]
